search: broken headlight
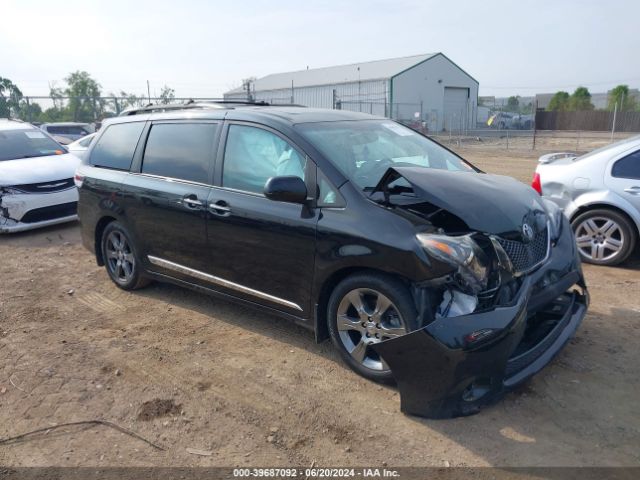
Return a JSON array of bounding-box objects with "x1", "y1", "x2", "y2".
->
[
  {"x1": 416, "y1": 233, "x2": 490, "y2": 294},
  {"x1": 0, "y1": 186, "x2": 23, "y2": 195},
  {"x1": 542, "y1": 198, "x2": 563, "y2": 240}
]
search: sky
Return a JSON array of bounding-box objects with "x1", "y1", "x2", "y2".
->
[{"x1": 2, "y1": 0, "x2": 639, "y2": 99}]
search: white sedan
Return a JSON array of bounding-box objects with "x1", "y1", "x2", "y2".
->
[
  {"x1": 66, "y1": 132, "x2": 97, "y2": 160},
  {"x1": 0, "y1": 119, "x2": 81, "y2": 233}
]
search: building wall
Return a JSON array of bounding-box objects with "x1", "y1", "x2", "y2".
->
[
  {"x1": 225, "y1": 80, "x2": 390, "y2": 117},
  {"x1": 391, "y1": 54, "x2": 478, "y2": 131},
  {"x1": 225, "y1": 55, "x2": 478, "y2": 131}
]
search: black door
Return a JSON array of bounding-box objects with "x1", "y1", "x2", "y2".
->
[
  {"x1": 205, "y1": 123, "x2": 318, "y2": 316},
  {"x1": 124, "y1": 121, "x2": 220, "y2": 283}
]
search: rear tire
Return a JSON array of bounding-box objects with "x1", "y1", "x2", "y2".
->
[
  {"x1": 327, "y1": 273, "x2": 418, "y2": 384},
  {"x1": 101, "y1": 221, "x2": 150, "y2": 290},
  {"x1": 571, "y1": 208, "x2": 636, "y2": 266}
]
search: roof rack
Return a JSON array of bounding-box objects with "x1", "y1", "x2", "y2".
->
[{"x1": 118, "y1": 99, "x2": 279, "y2": 116}]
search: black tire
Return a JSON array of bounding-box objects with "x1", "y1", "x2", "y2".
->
[
  {"x1": 571, "y1": 208, "x2": 637, "y2": 266},
  {"x1": 101, "y1": 221, "x2": 150, "y2": 290},
  {"x1": 327, "y1": 272, "x2": 418, "y2": 384}
]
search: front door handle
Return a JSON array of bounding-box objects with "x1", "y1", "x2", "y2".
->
[
  {"x1": 623, "y1": 186, "x2": 640, "y2": 195},
  {"x1": 209, "y1": 200, "x2": 231, "y2": 216}
]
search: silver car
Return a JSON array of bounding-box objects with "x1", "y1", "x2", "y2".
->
[{"x1": 533, "y1": 135, "x2": 640, "y2": 265}]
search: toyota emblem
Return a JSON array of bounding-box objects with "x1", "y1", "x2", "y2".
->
[{"x1": 522, "y1": 223, "x2": 535, "y2": 242}]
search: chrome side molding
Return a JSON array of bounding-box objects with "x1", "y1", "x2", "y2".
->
[{"x1": 147, "y1": 255, "x2": 303, "y2": 312}]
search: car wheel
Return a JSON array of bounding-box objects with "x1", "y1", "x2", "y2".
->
[
  {"x1": 101, "y1": 221, "x2": 150, "y2": 290},
  {"x1": 572, "y1": 209, "x2": 637, "y2": 266},
  {"x1": 327, "y1": 273, "x2": 418, "y2": 384}
]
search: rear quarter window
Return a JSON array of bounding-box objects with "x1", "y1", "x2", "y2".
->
[
  {"x1": 90, "y1": 122, "x2": 145, "y2": 170},
  {"x1": 612, "y1": 150, "x2": 640, "y2": 180}
]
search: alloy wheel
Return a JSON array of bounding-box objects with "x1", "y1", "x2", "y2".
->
[
  {"x1": 336, "y1": 288, "x2": 407, "y2": 371},
  {"x1": 105, "y1": 230, "x2": 135, "y2": 283},
  {"x1": 575, "y1": 216, "x2": 625, "y2": 262}
]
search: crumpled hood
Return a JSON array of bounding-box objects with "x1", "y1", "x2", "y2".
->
[
  {"x1": 374, "y1": 167, "x2": 547, "y2": 238},
  {"x1": 0, "y1": 153, "x2": 80, "y2": 186}
]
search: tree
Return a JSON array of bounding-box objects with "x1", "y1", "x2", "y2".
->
[
  {"x1": 158, "y1": 85, "x2": 175, "y2": 104},
  {"x1": 505, "y1": 95, "x2": 520, "y2": 112},
  {"x1": 64, "y1": 71, "x2": 103, "y2": 122},
  {"x1": 607, "y1": 84, "x2": 637, "y2": 111},
  {"x1": 0, "y1": 77, "x2": 24, "y2": 118},
  {"x1": 568, "y1": 86, "x2": 594, "y2": 111},
  {"x1": 547, "y1": 91, "x2": 570, "y2": 111},
  {"x1": 18, "y1": 99, "x2": 42, "y2": 122},
  {"x1": 109, "y1": 90, "x2": 148, "y2": 114}
]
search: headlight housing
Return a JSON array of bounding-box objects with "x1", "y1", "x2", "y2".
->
[
  {"x1": 0, "y1": 186, "x2": 24, "y2": 195},
  {"x1": 542, "y1": 198, "x2": 563, "y2": 240},
  {"x1": 416, "y1": 233, "x2": 490, "y2": 294}
]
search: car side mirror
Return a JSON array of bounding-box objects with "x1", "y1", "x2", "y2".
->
[{"x1": 264, "y1": 176, "x2": 308, "y2": 204}]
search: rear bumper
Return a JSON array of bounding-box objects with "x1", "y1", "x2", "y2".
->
[{"x1": 372, "y1": 221, "x2": 589, "y2": 419}]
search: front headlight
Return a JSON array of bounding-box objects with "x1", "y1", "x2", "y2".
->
[
  {"x1": 542, "y1": 198, "x2": 563, "y2": 240},
  {"x1": 416, "y1": 233, "x2": 490, "y2": 293},
  {"x1": 0, "y1": 186, "x2": 24, "y2": 195}
]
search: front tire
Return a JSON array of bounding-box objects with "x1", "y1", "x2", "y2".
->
[
  {"x1": 101, "y1": 221, "x2": 150, "y2": 290},
  {"x1": 327, "y1": 273, "x2": 418, "y2": 384},
  {"x1": 572, "y1": 209, "x2": 637, "y2": 266}
]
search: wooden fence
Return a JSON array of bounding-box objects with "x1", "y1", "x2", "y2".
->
[{"x1": 535, "y1": 110, "x2": 640, "y2": 132}]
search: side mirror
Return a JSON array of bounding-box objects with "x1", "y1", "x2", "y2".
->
[{"x1": 264, "y1": 176, "x2": 307, "y2": 204}]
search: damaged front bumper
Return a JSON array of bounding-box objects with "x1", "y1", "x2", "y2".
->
[
  {"x1": 372, "y1": 225, "x2": 589, "y2": 419},
  {"x1": 0, "y1": 188, "x2": 78, "y2": 233}
]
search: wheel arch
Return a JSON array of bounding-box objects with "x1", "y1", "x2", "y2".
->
[
  {"x1": 313, "y1": 266, "x2": 414, "y2": 343},
  {"x1": 94, "y1": 216, "x2": 117, "y2": 266},
  {"x1": 569, "y1": 203, "x2": 640, "y2": 237}
]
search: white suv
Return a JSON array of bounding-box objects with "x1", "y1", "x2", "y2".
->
[{"x1": 0, "y1": 119, "x2": 81, "y2": 233}]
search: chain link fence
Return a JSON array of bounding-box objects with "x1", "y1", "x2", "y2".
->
[
  {"x1": 5, "y1": 95, "x2": 639, "y2": 154},
  {"x1": 428, "y1": 129, "x2": 637, "y2": 154}
]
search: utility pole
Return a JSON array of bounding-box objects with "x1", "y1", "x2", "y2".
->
[
  {"x1": 611, "y1": 101, "x2": 618, "y2": 143},
  {"x1": 357, "y1": 66, "x2": 361, "y2": 112},
  {"x1": 147, "y1": 80, "x2": 151, "y2": 103}
]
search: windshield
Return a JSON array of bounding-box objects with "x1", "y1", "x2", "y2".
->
[
  {"x1": 0, "y1": 129, "x2": 65, "y2": 161},
  {"x1": 297, "y1": 120, "x2": 476, "y2": 190}
]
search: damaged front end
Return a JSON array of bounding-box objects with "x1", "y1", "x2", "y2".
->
[
  {"x1": 0, "y1": 182, "x2": 78, "y2": 233},
  {"x1": 368, "y1": 167, "x2": 589, "y2": 418}
]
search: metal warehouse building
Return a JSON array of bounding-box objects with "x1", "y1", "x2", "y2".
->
[{"x1": 224, "y1": 53, "x2": 478, "y2": 132}]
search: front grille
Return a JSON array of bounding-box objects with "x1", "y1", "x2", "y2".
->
[
  {"x1": 497, "y1": 226, "x2": 549, "y2": 273},
  {"x1": 20, "y1": 202, "x2": 77, "y2": 223},
  {"x1": 12, "y1": 178, "x2": 75, "y2": 193}
]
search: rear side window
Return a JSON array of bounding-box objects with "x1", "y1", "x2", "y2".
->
[
  {"x1": 78, "y1": 135, "x2": 94, "y2": 147},
  {"x1": 141, "y1": 123, "x2": 217, "y2": 183},
  {"x1": 612, "y1": 150, "x2": 640, "y2": 180},
  {"x1": 90, "y1": 122, "x2": 145, "y2": 170}
]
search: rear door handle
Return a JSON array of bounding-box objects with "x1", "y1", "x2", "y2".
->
[
  {"x1": 623, "y1": 186, "x2": 640, "y2": 195},
  {"x1": 209, "y1": 200, "x2": 231, "y2": 216}
]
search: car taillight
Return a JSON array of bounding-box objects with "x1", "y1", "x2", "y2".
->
[
  {"x1": 74, "y1": 173, "x2": 84, "y2": 188},
  {"x1": 531, "y1": 172, "x2": 542, "y2": 195}
]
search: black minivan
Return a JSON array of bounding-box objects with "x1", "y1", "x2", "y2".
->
[{"x1": 76, "y1": 102, "x2": 588, "y2": 418}]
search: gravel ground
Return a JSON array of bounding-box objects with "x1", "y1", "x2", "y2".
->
[{"x1": 0, "y1": 147, "x2": 638, "y2": 468}]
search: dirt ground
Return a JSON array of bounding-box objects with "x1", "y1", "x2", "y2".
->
[{"x1": 0, "y1": 146, "x2": 639, "y2": 468}]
